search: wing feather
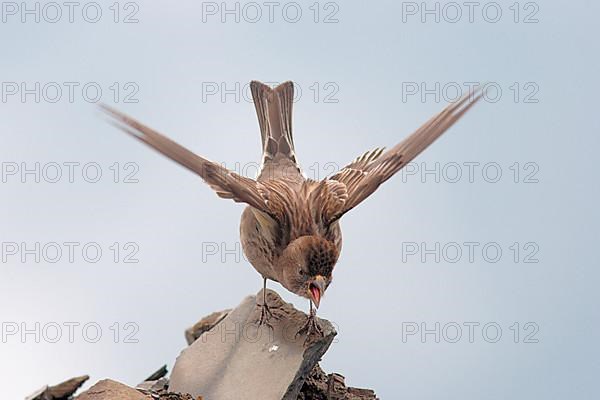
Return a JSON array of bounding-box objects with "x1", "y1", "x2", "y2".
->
[
  {"x1": 326, "y1": 88, "x2": 484, "y2": 222},
  {"x1": 100, "y1": 105, "x2": 273, "y2": 216}
]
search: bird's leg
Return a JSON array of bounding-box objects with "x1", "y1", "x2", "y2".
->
[
  {"x1": 295, "y1": 300, "x2": 324, "y2": 342},
  {"x1": 256, "y1": 278, "x2": 280, "y2": 329}
]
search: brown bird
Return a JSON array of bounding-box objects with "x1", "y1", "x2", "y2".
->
[{"x1": 101, "y1": 80, "x2": 482, "y2": 337}]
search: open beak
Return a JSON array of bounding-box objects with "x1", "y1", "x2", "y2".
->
[{"x1": 308, "y1": 275, "x2": 326, "y2": 308}]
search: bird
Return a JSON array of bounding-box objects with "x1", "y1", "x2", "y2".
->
[{"x1": 101, "y1": 80, "x2": 483, "y2": 339}]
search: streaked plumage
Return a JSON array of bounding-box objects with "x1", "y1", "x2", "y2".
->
[{"x1": 101, "y1": 80, "x2": 482, "y2": 336}]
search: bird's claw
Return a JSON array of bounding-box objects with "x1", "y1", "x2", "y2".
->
[
  {"x1": 255, "y1": 301, "x2": 281, "y2": 331},
  {"x1": 295, "y1": 311, "x2": 324, "y2": 344}
]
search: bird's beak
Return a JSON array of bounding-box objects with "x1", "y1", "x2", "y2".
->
[{"x1": 308, "y1": 275, "x2": 326, "y2": 308}]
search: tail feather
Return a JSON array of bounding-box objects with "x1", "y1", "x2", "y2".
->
[{"x1": 250, "y1": 81, "x2": 297, "y2": 165}]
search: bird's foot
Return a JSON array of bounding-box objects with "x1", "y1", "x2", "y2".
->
[
  {"x1": 255, "y1": 301, "x2": 281, "y2": 331},
  {"x1": 295, "y1": 309, "x2": 324, "y2": 344}
]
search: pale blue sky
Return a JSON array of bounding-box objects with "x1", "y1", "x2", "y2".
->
[{"x1": 1, "y1": 1, "x2": 599, "y2": 399}]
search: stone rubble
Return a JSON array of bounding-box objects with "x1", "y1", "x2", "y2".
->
[{"x1": 25, "y1": 290, "x2": 378, "y2": 400}]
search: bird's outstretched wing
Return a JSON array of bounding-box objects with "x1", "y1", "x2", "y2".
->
[
  {"x1": 324, "y1": 88, "x2": 484, "y2": 223},
  {"x1": 100, "y1": 105, "x2": 273, "y2": 216}
]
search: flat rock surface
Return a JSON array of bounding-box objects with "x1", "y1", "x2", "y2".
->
[
  {"x1": 26, "y1": 375, "x2": 89, "y2": 400},
  {"x1": 75, "y1": 379, "x2": 147, "y2": 400},
  {"x1": 170, "y1": 289, "x2": 336, "y2": 400}
]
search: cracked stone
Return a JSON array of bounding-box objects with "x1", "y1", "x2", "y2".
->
[{"x1": 169, "y1": 289, "x2": 336, "y2": 400}]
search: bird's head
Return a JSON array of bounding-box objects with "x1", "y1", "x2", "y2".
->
[{"x1": 279, "y1": 236, "x2": 339, "y2": 308}]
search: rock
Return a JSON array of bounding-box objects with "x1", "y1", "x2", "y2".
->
[
  {"x1": 185, "y1": 309, "x2": 231, "y2": 345},
  {"x1": 26, "y1": 375, "x2": 89, "y2": 400},
  {"x1": 144, "y1": 365, "x2": 169, "y2": 382},
  {"x1": 137, "y1": 365, "x2": 170, "y2": 392},
  {"x1": 75, "y1": 379, "x2": 147, "y2": 400},
  {"x1": 345, "y1": 388, "x2": 379, "y2": 400},
  {"x1": 151, "y1": 393, "x2": 200, "y2": 400},
  {"x1": 26, "y1": 291, "x2": 377, "y2": 400},
  {"x1": 136, "y1": 377, "x2": 169, "y2": 392},
  {"x1": 169, "y1": 289, "x2": 336, "y2": 400},
  {"x1": 298, "y1": 365, "x2": 378, "y2": 400},
  {"x1": 26, "y1": 387, "x2": 48, "y2": 400}
]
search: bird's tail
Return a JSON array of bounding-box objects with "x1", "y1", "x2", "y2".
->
[{"x1": 250, "y1": 81, "x2": 297, "y2": 165}]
